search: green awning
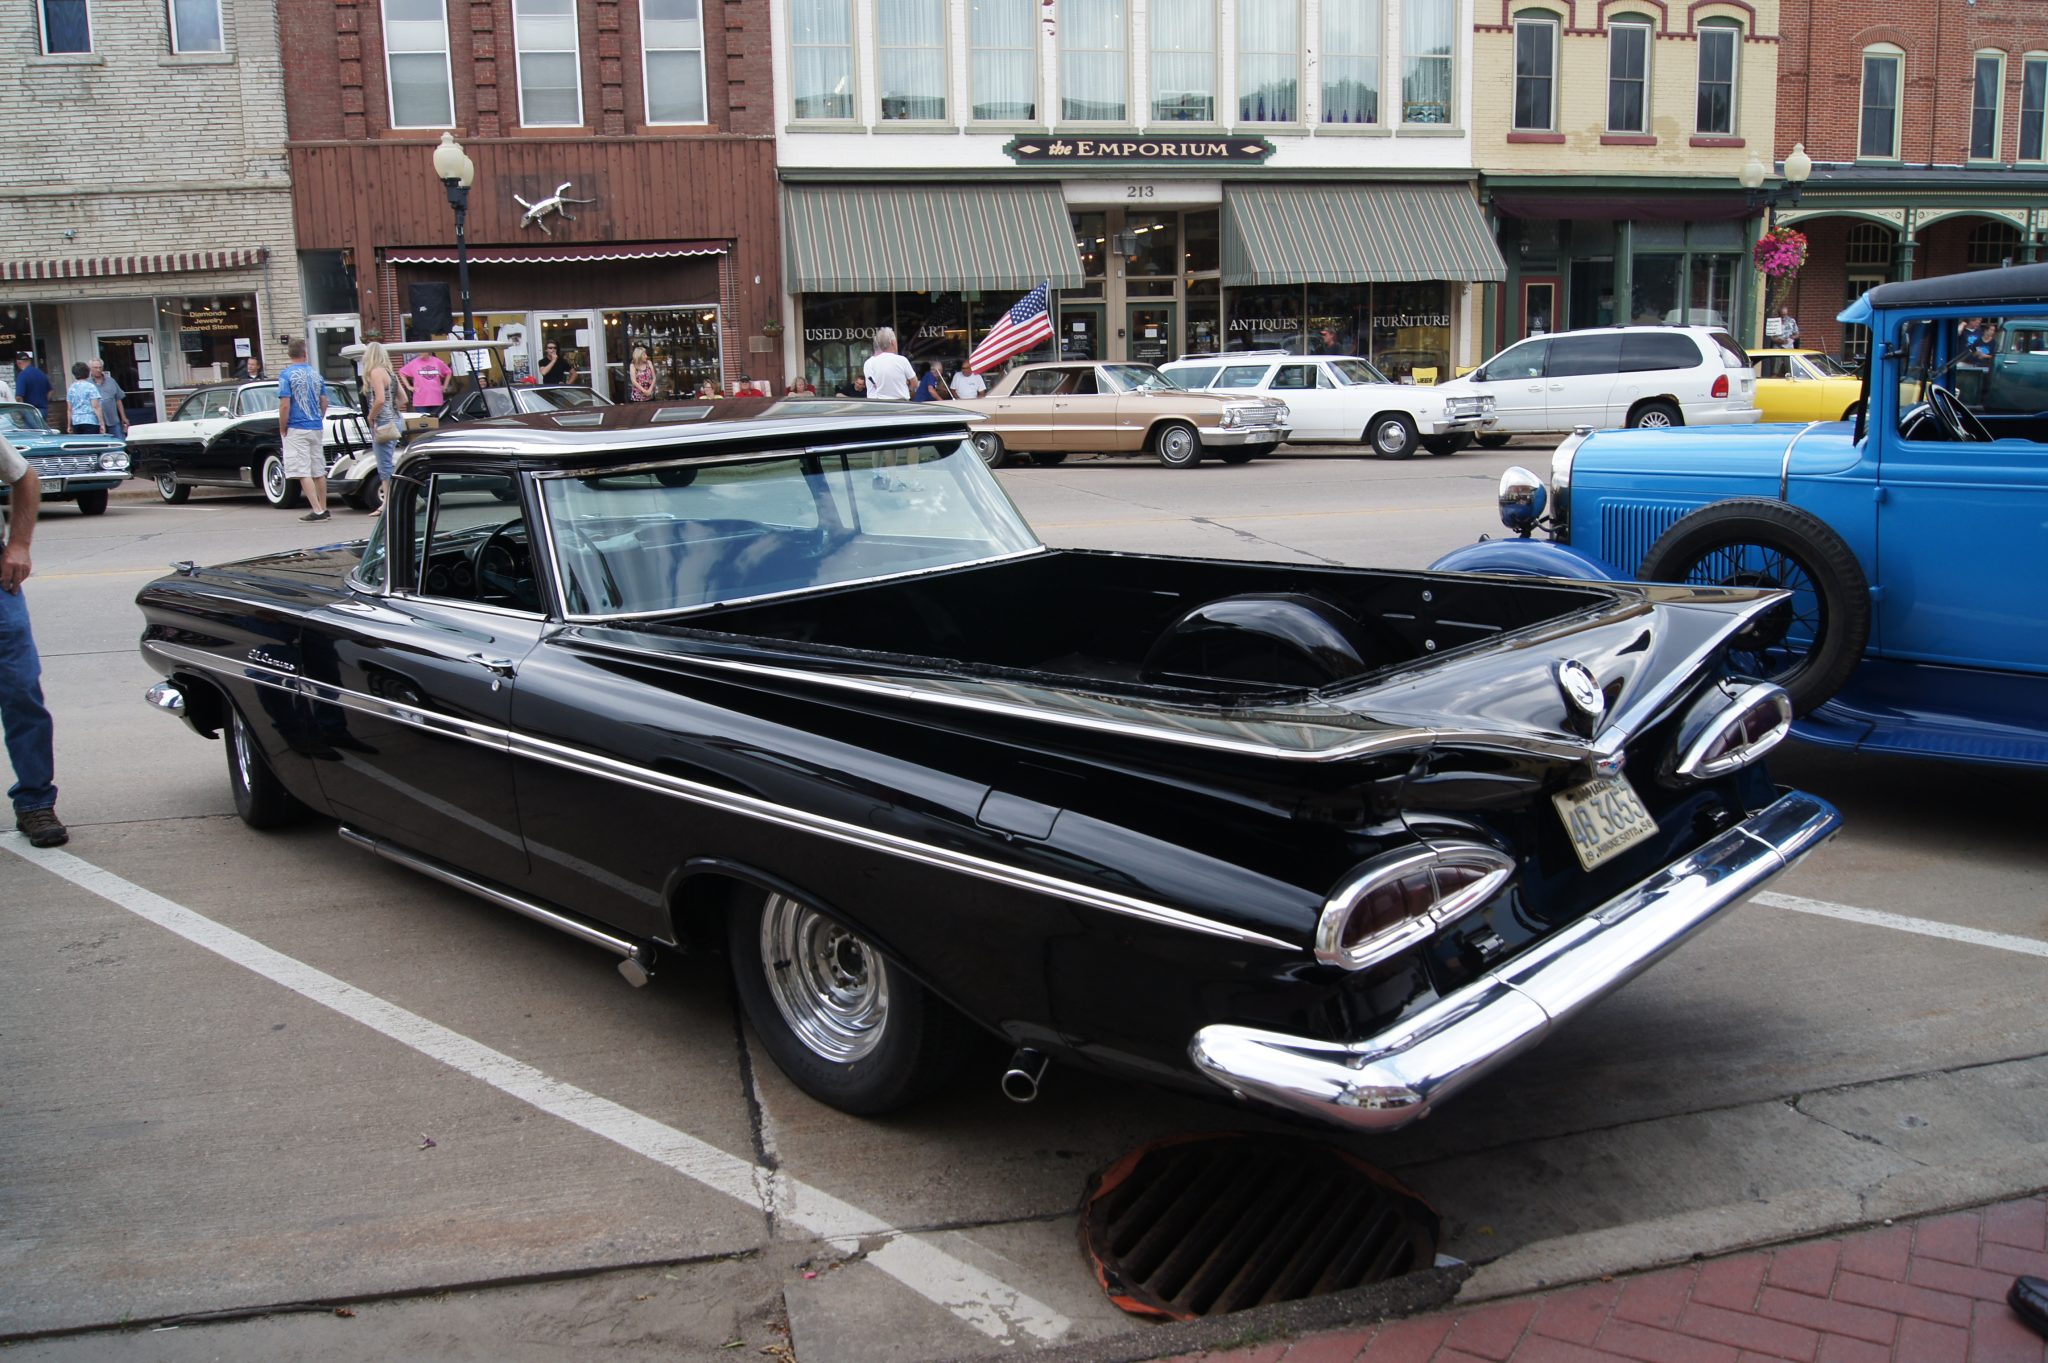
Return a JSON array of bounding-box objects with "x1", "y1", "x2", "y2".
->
[
  {"x1": 784, "y1": 185, "x2": 1084, "y2": 293},
  {"x1": 1223, "y1": 184, "x2": 1506, "y2": 287}
]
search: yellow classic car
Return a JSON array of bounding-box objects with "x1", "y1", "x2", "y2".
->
[
  {"x1": 1750, "y1": 349, "x2": 1863, "y2": 423},
  {"x1": 953, "y1": 361, "x2": 1290, "y2": 469}
]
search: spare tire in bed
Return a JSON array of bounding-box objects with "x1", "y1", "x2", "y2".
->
[{"x1": 1140, "y1": 593, "x2": 1406, "y2": 689}]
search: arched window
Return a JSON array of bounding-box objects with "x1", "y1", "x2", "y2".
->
[
  {"x1": 1859, "y1": 44, "x2": 1904, "y2": 159},
  {"x1": 1971, "y1": 49, "x2": 2008, "y2": 160},
  {"x1": 1845, "y1": 223, "x2": 1893, "y2": 268},
  {"x1": 1967, "y1": 221, "x2": 2020, "y2": 269},
  {"x1": 1695, "y1": 17, "x2": 1739, "y2": 136},
  {"x1": 1609, "y1": 13, "x2": 1654, "y2": 134},
  {"x1": 1512, "y1": 9, "x2": 1560, "y2": 131}
]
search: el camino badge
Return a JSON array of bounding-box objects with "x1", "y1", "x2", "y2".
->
[{"x1": 247, "y1": 647, "x2": 297, "y2": 674}]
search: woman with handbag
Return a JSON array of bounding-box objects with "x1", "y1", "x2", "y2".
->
[
  {"x1": 629, "y1": 346, "x2": 658, "y2": 402},
  {"x1": 362, "y1": 342, "x2": 404, "y2": 511}
]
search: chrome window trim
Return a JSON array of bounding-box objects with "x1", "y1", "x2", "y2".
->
[{"x1": 142, "y1": 639, "x2": 1293, "y2": 951}]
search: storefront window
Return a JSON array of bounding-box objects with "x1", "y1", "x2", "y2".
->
[
  {"x1": 161, "y1": 294, "x2": 262, "y2": 387},
  {"x1": 800, "y1": 293, "x2": 887, "y2": 390},
  {"x1": 1226, "y1": 285, "x2": 1305, "y2": 351},
  {"x1": 1073, "y1": 211, "x2": 1108, "y2": 280},
  {"x1": 1367, "y1": 282, "x2": 1449, "y2": 380},
  {"x1": 1185, "y1": 279, "x2": 1220, "y2": 355},
  {"x1": 1630, "y1": 256, "x2": 1682, "y2": 324},
  {"x1": 1183, "y1": 210, "x2": 1220, "y2": 276},
  {"x1": 603, "y1": 307, "x2": 721, "y2": 398},
  {"x1": 894, "y1": 292, "x2": 972, "y2": 370},
  {"x1": 1689, "y1": 255, "x2": 1736, "y2": 330},
  {"x1": 1305, "y1": 283, "x2": 1368, "y2": 353},
  {"x1": 1126, "y1": 212, "x2": 1178, "y2": 277},
  {"x1": 0, "y1": 305, "x2": 36, "y2": 367}
]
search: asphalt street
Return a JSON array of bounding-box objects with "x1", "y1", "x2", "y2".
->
[{"x1": 3, "y1": 443, "x2": 2043, "y2": 1362}]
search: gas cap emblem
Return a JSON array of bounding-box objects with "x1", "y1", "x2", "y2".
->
[{"x1": 1554, "y1": 659, "x2": 1605, "y2": 722}]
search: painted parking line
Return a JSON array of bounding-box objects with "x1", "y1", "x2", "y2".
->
[
  {"x1": 1756, "y1": 889, "x2": 2048, "y2": 959},
  {"x1": 1, "y1": 836, "x2": 1071, "y2": 1347}
]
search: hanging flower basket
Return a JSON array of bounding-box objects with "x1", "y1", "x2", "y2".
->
[{"x1": 1753, "y1": 227, "x2": 1809, "y2": 280}]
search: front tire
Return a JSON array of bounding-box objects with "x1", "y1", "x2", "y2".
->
[
  {"x1": 260, "y1": 450, "x2": 302, "y2": 509},
  {"x1": 226, "y1": 705, "x2": 311, "y2": 829},
  {"x1": 156, "y1": 474, "x2": 192, "y2": 504},
  {"x1": 347, "y1": 476, "x2": 382, "y2": 511},
  {"x1": 1476, "y1": 432, "x2": 1513, "y2": 449},
  {"x1": 1368, "y1": 413, "x2": 1418, "y2": 459},
  {"x1": 1639, "y1": 499, "x2": 1871, "y2": 716},
  {"x1": 1421, "y1": 433, "x2": 1472, "y2": 456},
  {"x1": 1028, "y1": 451, "x2": 1069, "y2": 467},
  {"x1": 74, "y1": 490, "x2": 108, "y2": 516},
  {"x1": 1629, "y1": 401, "x2": 1682, "y2": 429},
  {"x1": 1153, "y1": 422, "x2": 1202, "y2": 469},
  {"x1": 1220, "y1": 442, "x2": 1274, "y2": 465},
  {"x1": 727, "y1": 889, "x2": 973, "y2": 1115},
  {"x1": 973, "y1": 431, "x2": 1010, "y2": 469}
]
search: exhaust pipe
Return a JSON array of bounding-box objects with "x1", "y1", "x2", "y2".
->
[{"x1": 1001, "y1": 1048, "x2": 1049, "y2": 1103}]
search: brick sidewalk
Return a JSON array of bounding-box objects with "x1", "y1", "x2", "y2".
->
[{"x1": 1174, "y1": 1197, "x2": 2047, "y2": 1363}]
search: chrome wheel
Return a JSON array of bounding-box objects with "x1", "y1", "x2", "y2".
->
[
  {"x1": 230, "y1": 710, "x2": 257, "y2": 793},
  {"x1": 973, "y1": 431, "x2": 1008, "y2": 469},
  {"x1": 261, "y1": 452, "x2": 292, "y2": 507},
  {"x1": 759, "y1": 893, "x2": 889, "y2": 1063},
  {"x1": 1154, "y1": 423, "x2": 1199, "y2": 468},
  {"x1": 155, "y1": 474, "x2": 189, "y2": 504}
]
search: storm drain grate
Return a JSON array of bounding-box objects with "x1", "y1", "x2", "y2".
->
[{"x1": 1081, "y1": 1133, "x2": 1440, "y2": 1321}]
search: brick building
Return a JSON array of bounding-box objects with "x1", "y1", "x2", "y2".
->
[
  {"x1": 1771, "y1": 0, "x2": 2048, "y2": 360},
  {"x1": 280, "y1": 0, "x2": 783, "y2": 398},
  {"x1": 0, "y1": 0, "x2": 304, "y2": 425},
  {"x1": 1471, "y1": 0, "x2": 1782, "y2": 352}
]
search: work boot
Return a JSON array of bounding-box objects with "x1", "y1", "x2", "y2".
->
[{"x1": 16, "y1": 806, "x2": 68, "y2": 848}]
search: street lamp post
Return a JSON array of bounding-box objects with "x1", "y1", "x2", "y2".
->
[
  {"x1": 431, "y1": 132, "x2": 477, "y2": 347},
  {"x1": 1740, "y1": 142, "x2": 1813, "y2": 229}
]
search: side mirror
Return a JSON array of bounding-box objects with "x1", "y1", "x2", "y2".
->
[
  {"x1": 1498, "y1": 466, "x2": 1547, "y2": 536},
  {"x1": 1471, "y1": 368, "x2": 1488, "y2": 383}
]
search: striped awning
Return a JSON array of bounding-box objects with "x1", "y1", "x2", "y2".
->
[
  {"x1": 1223, "y1": 185, "x2": 1505, "y2": 287},
  {"x1": 784, "y1": 185, "x2": 1084, "y2": 293},
  {"x1": 383, "y1": 241, "x2": 727, "y2": 266},
  {"x1": 1, "y1": 247, "x2": 267, "y2": 283}
]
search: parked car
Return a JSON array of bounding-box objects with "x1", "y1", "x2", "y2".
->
[
  {"x1": 1161, "y1": 353, "x2": 1496, "y2": 459},
  {"x1": 1750, "y1": 349, "x2": 1863, "y2": 424},
  {"x1": 1432, "y1": 263, "x2": 2048, "y2": 767},
  {"x1": 0, "y1": 402, "x2": 129, "y2": 515},
  {"x1": 953, "y1": 361, "x2": 1289, "y2": 468},
  {"x1": 126, "y1": 380, "x2": 373, "y2": 509},
  {"x1": 439, "y1": 383, "x2": 611, "y2": 422},
  {"x1": 1433, "y1": 326, "x2": 1760, "y2": 439},
  {"x1": 136, "y1": 399, "x2": 1836, "y2": 1132}
]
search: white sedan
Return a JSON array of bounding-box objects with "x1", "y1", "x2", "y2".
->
[
  {"x1": 1160, "y1": 354, "x2": 1495, "y2": 459},
  {"x1": 126, "y1": 380, "x2": 372, "y2": 509}
]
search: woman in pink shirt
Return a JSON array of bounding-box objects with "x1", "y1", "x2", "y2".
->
[{"x1": 399, "y1": 353, "x2": 452, "y2": 409}]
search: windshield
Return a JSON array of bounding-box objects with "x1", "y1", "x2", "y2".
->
[
  {"x1": 1801, "y1": 353, "x2": 1852, "y2": 378},
  {"x1": 1101, "y1": 364, "x2": 1175, "y2": 394},
  {"x1": 0, "y1": 404, "x2": 47, "y2": 433},
  {"x1": 528, "y1": 386, "x2": 607, "y2": 410},
  {"x1": 540, "y1": 439, "x2": 1042, "y2": 616},
  {"x1": 1329, "y1": 359, "x2": 1391, "y2": 385}
]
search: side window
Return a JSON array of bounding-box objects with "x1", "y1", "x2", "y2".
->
[
  {"x1": 1271, "y1": 364, "x2": 1316, "y2": 389},
  {"x1": 1546, "y1": 335, "x2": 1623, "y2": 377},
  {"x1": 1620, "y1": 333, "x2": 1704, "y2": 372},
  {"x1": 1014, "y1": 370, "x2": 1064, "y2": 396},
  {"x1": 416, "y1": 472, "x2": 541, "y2": 612},
  {"x1": 1483, "y1": 339, "x2": 1549, "y2": 381},
  {"x1": 238, "y1": 384, "x2": 280, "y2": 416},
  {"x1": 484, "y1": 389, "x2": 515, "y2": 417},
  {"x1": 1067, "y1": 369, "x2": 1099, "y2": 395},
  {"x1": 1215, "y1": 364, "x2": 1271, "y2": 389},
  {"x1": 174, "y1": 392, "x2": 210, "y2": 421},
  {"x1": 1169, "y1": 365, "x2": 1221, "y2": 388},
  {"x1": 1316, "y1": 367, "x2": 1339, "y2": 389},
  {"x1": 204, "y1": 391, "x2": 235, "y2": 419},
  {"x1": 1754, "y1": 355, "x2": 1791, "y2": 380}
]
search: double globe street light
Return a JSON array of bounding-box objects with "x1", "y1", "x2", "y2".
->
[
  {"x1": 431, "y1": 132, "x2": 478, "y2": 353},
  {"x1": 1740, "y1": 142, "x2": 1813, "y2": 228}
]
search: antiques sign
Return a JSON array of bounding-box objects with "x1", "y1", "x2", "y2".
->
[{"x1": 1003, "y1": 135, "x2": 1274, "y2": 165}]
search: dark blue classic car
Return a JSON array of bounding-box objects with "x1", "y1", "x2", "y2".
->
[
  {"x1": 0, "y1": 401, "x2": 129, "y2": 515},
  {"x1": 1437, "y1": 263, "x2": 2048, "y2": 769},
  {"x1": 136, "y1": 400, "x2": 1835, "y2": 1130}
]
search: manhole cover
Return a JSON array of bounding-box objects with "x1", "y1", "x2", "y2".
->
[{"x1": 1081, "y1": 1132, "x2": 1440, "y2": 1321}]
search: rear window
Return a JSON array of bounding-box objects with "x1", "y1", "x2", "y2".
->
[
  {"x1": 1708, "y1": 332, "x2": 1751, "y2": 368},
  {"x1": 1546, "y1": 335, "x2": 1623, "y2": 377},
  {"x1": 1271, "y1": 364, "x2": 1317, "y2": 390},
  {"x1": 1620, "y1": 333, "x2": 1706, "y2": 373},
  {"x1": 1168, "y1": 364, "x2": 1221, "y2": 389}
]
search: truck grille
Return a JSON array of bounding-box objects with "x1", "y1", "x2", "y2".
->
[
  {"x1": 31, "y1": 452, "x2": 112, "y2": 475},
  {"x1": 1596, "y1": 499, "x2": 1691, "y2": 576}
]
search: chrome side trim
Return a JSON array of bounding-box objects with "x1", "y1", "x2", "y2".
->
[
  {"x1": 1189, "y1": 789, "x2": 1839, "y2": 1133},
  {"x1": 1778, "y1": 421, "x2": 1826, "y2": 502},
  {"x1": 146, "y1": 639, "x2": 1292, "y2": 951},
  {"x1": 338, "y1": 825, "x2": 645, "y2": 960}
]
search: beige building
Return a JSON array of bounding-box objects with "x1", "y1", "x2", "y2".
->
[
  {"x1": 1469, "y1": 0, "x2": 1781, "y2": 350},
  {"x1": 0, "y1": 0, "x2": 303, "y2": 426}
]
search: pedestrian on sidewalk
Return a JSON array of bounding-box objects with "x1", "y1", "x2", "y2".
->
[
  {"x1": 0, "y1": 429, "x2": 65, "y2": 846},
  {"x1": 64, "y1": 363, "x2": 106, "y2": 435},
  {"x1": 863, "y1": 328, "x2": 918, "y2": 400},
  {"x1": 14, "y1": 354, "x2": 50, "y2": 419},
  {"x1": 361, "y1": 341, "x2": 402, "y2": 512},
  {"x1": 911, "y1": 361, "x2": 952, "y2": 403},
  {"x1": 278, "y1": 339, "x2": 330, "y2": 522},
  {"x1": 88, "y1": 359, "x2": 126, "y2": 439}
]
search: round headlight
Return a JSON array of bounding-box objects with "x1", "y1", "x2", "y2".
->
[
  {"x1": 101, "y1": 451, "x2": 130, "y2": 471},
  {"x1": 1498, "y1": 465, "x2": 1548, "y2": 533}
]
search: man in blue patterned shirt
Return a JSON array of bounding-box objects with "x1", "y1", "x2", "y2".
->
[{"x1": 277, "y1": 338, "x2": 330, "y2": 522}]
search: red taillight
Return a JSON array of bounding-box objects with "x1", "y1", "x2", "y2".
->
[
  {"x1": 1317, "y1": 845, "x2": 1518, "y2": 969},
  {"x1": 1710, "y1": 373, "x2": 1730, "y2": 399}
]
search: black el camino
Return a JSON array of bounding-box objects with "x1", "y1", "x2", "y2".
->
[{"x1": 136, "y1": 400, "x2": 1837, "y2": 1129}]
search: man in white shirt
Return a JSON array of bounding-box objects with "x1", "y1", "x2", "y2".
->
[
  {"x1": 862, "y1": 328, "x2": 918, "y2": 400},
  {"x1": 950, "y1": 367, "x2": 987, "y2": 400}
]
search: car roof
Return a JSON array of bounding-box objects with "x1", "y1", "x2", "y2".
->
[
  {"x1": 1863, "y1": 262, "x2": 2048, "y2": 311},
  {"x1": 406, "y1": 398, "x2": 980, "y2": 465}
]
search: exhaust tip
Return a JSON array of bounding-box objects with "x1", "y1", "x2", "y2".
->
[{"x1": 1001, "y1": 1048, "x2": 1048, "y2": 1103}]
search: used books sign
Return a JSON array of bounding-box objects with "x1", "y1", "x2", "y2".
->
[{"x1": 1003, "y1": 135, "x2": 1274, "y2": 165}]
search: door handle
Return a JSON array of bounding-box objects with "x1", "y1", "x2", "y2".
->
[{"x1": 466, "y1": 653, "x2": 516, "y2": 691}]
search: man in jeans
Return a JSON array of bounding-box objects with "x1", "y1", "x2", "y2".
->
[
  {"x1": 0, "y1": 429, "x2": 65, "y2": 846},
  {"x1": 277, "y1": 338, "x2": 330, "y2": 522}
]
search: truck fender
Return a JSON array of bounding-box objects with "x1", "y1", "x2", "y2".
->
[{"x1": 1427, "y1": 538, "x2": 1631, "y2": 581}]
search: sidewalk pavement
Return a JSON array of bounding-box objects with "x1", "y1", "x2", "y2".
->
[{"x1": 1173, "y1": 1197, "x2": 2047, "y2": 1363}]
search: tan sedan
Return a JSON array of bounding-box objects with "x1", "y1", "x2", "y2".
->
[{"x1": 952, "y1": 361, "x2": 1290, "y2": 469}]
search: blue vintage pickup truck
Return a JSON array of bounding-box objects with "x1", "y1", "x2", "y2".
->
[{"x1": 1434, "y1": 263, "x2": 2048, "y2": 768}]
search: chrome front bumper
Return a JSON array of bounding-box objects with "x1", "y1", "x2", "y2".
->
[
  {"x1": 1203, "y1": 425, "x2": 1293, "y2": 447},
  {"x1": 1189, "y1": 788, "x2": 1839, "y2": 1133}
]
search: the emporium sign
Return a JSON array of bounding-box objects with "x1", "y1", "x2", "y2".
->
[{"x1": 1002, "y1": 135, "x2": 1275, "y2": 165}]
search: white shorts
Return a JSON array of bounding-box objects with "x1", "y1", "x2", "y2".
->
[{"x1": 282, "y1": 427, "x2": 325, "y2": 478}]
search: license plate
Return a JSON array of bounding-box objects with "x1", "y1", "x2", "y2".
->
[
  {"x1": 42, "y1": 478, "x2": 62, "y2": 493},
  {"x1": 1553, "y1": 772, "x2": 1657, "y2": 871}
]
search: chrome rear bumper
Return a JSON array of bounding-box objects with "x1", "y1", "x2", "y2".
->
[{"x1": 1190, "y1": 789, "x2": 1839, "y2": 1133}]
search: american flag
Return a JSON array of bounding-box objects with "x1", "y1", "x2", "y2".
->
[{"x1": 966, "y1": 282, "x2": 1053, "y2": 374}]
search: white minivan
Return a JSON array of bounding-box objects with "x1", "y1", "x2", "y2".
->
[{"x1": 1435, "y1": 326, "x2": 1760, "y2": 440}]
